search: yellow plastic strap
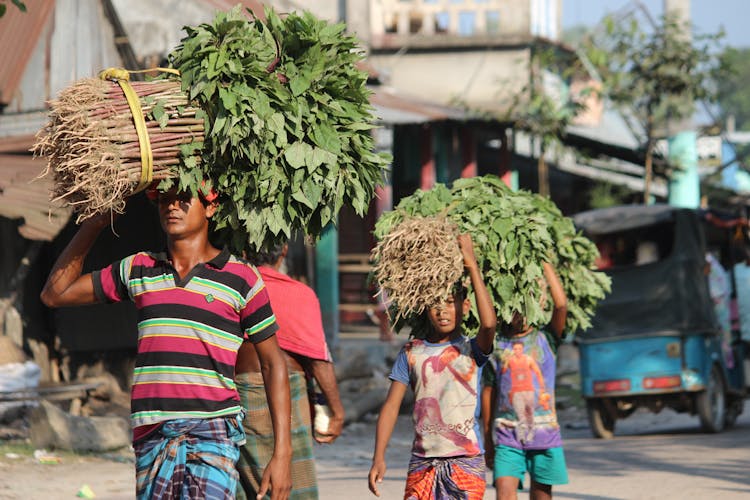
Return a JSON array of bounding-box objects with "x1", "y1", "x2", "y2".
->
[
  {"x1": 127, "y1": 67, "x2": 181, "y2": 77},
  {"x1": 98, "y1": 67, "x2": 182, "y2": 193}
]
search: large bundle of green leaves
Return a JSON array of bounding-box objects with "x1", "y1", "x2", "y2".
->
[
  {"x1": 374, "y1": 175, "x2": 610, "y2": 337},
  {"x1": 167, "y1": 7, "x2": 389, "y2": 252}
]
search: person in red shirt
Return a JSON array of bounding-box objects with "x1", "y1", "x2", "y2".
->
[{"x1": 235, "y1": 244, "x2": 344, "y2": 500}]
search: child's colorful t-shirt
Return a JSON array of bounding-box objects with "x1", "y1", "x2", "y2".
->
[
  {"x1": 390, "y1": 335, "x2": 489, "y2": 458},
  {"x1": 485, "y1": 330, "x2": 562, "y2": 450}
]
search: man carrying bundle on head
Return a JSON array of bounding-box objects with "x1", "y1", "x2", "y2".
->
[
  {"x1": 236, "y1": 243, "x2": 345, "y2": 500},
  {"x1": 40, "y1": 185, "x2": 293, "y2": 500},
  {"x1": 368, "y1": 227, "x2": 497, "y2": 500}
]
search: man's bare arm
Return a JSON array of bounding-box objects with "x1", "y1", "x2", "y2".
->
[
  {"x1": 40, "y1": 215, "x2": 111, "y2": 308},
  {"x1": 308, "y1": 359, "x2": 344, "y2": 443},
  {"x1": 255, "y1": 335, "x2": 292, "y2": 500}
]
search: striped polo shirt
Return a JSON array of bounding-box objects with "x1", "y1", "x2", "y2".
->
[{"x1": 91, "y1": 248, "x2": 278, "y2": 430}]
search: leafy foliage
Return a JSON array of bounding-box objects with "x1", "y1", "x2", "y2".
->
[
  {"x1": 509, "y1": 47, "x2": 586, "y2": 151},
  {"x1": 587, "y1": 182, "x2": 633, "y2": 209},
  {"x1": 583, "y1": 13, "x2": 729, "y2": 201},
  {"x1": 716, "y1": 47, "x2": 750, "y2": 132},
  {"x1": 167, "y1": 7, "x2": 390, "y2": 253},
  {"x1": 374, "y1": 175, "x2": 611, "y2": 338},
  {"x1": 506, "y1": 46, "x2": 586, "y2": 196}
]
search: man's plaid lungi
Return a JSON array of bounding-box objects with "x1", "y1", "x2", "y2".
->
[
  {"x1": 235, "y1": 370, "x2": 317, "y2": 500},
  {"x1": 134, "y1": 414, "x2": 245, "y2": 499}
]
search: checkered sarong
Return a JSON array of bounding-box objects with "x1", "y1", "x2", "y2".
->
[
  {"x1": 404, "y1": 455, "x2": 486, "y2": 500},
  {"x1": 235, "y1": 370, "x2": 317, "y2": 500},
  {"x1": 134, "y1": 414, "x2": 244, "y2": 499}
]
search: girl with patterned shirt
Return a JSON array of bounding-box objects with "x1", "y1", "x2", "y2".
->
[{"x1": 368, "y1": 234, "x2": 497, "y2": 500}]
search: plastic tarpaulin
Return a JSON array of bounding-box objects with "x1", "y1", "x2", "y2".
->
[{"x1": 575, "y1": 207, "x2": 717, "y2": 341}]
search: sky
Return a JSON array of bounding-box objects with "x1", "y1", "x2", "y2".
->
[{"x1": 563, "y1": 0, "x2": 750, "y2": 48}]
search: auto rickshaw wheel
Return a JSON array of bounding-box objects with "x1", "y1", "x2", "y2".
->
[
  {"x1": 723, "y1": 396, "x2": 743, "y2": 428},
  {"x1": 696, "y1": 365, "x2": 726, "y2": 433},
  {"x1": 586, "y1": 399, "x2": 615, "y2": 439}
]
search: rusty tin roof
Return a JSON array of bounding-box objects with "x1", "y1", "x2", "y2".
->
[{"x1": 0, "y1": 136, "x2": 70, "y2": 241}]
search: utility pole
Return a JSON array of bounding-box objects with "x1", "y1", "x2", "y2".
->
[{"x1": 665, "y1": 0, "x2": 700, "y2": 208}]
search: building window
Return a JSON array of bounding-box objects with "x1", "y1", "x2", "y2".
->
[
  {"x1": 435, "y1": 11, "x2": 450, "y2": 33},
  {"x1": 458, "y1": 11, "x2": 475, "y2": 36},
  {"x1": 486, "y1": 10, "x2": 500, "y2": 33},
  {"x1": 385, "y1": 13, "x2": 398, "y2": 33},
  {"x1": 409, "y1": 12, "x2": 424, "y2": 33}
]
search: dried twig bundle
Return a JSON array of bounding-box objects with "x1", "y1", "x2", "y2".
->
[
  {"x1": 32, "y1": 78, "x2": 203, "y2": 222},
  {"x1": 371, "y1": 215, "x2": 464, "y2": 323}
]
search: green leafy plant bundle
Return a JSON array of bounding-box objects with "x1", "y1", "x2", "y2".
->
[
  {"x1": 167, "y1": 7, "x2": 390, "y2": 252},
  {"x1": 373, "y1": 175, "x2": 610, "y2": 337}
]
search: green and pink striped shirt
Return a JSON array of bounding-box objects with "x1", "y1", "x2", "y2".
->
[{"x1": 92, "y1": 248, "x2": 277, "y2": 435}]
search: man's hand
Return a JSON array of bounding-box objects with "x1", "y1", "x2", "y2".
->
[
  {"x1": 83, "y1": 210, "x2": 118, "y2": 231},
  {"x1": 314, "y1": 413, "x2": 343, "y2": 444},
  {"x1": 257, "y1": 452, "x2": 292, "y2": 500},
  {"x1": 367, "y1": 458, "x2": 387, "y2": 497}
]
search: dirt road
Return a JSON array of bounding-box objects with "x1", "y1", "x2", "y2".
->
[
  {"x1": 1, "y1": 402, "x2": 748, "y2": 499},
  {"x1": 315, "y1": 401, "x2": 750, "y2": 500}
]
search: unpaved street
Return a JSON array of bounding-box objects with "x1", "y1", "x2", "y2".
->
[
  {"x1": 315, "y1": 402, "x2": 750, "y2": 500},
  {"x1": 1, "y1": 402, "x2": 748, "y2": 499}
]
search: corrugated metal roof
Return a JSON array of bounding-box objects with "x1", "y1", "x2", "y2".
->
[
  {"x1": 369, "y1": 86, "x2": 470, "y2": 124},
  {"x1": 0, "y1": 0, "x2": 55, "y2": 105},
  {"x1": 0, "y1": 135, "x2": 70, "y2": 241},
  {"x1": 567, "y1": 107, "x2": 643, "y2": 151},
  {"x1": 0, "y1": 134, "x2": 36, "y2": 153}
]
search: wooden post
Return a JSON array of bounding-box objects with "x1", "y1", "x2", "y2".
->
[{"x1": 314, "y1": 224, "x2": 339, "y2": 351}]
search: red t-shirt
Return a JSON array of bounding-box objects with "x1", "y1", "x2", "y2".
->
[{"x1": 257, "y1": 266, "x2": 330, "y2": 361}]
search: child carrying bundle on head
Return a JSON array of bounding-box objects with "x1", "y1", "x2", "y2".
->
[
  {"x1": 367, "y1": 216, "x2": 497, "y2": 500},
  {"x1": 481, "y1": 261, "x2": 570, "y2": 500}
]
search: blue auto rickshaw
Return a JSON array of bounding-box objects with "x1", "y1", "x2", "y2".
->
[{"x1": 573, "y1": 205, "x2": 748, "y2": 438}]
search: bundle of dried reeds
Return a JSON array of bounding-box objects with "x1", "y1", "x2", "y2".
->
[
  {"x1": 33, "y1": 77, "x2": 203, "y2": 221},
  {"x1": 371, "y1": 215, "x2": 464, "y2": 323}
]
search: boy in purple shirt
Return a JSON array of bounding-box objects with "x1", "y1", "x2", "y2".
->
[{"x1": 482, "y1": 262, "x2": 569, "y2": 500}]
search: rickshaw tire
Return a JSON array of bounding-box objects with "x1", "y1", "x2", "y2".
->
[
  {"x1": 724, "y1": 397, "x2": 742, "y2": 428},
  {"x1": 587, "y1": 399, "x2": 616, "y2": 439},
  {"x1": 696, "y1": 365, "x2": 726, "y2": 433}
]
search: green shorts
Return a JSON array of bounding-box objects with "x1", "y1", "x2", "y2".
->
[{"x1": 493, "y1": 445, "x2": 568, "y2": 486}]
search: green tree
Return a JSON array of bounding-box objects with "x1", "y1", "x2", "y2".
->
[
  {"x1": 588, "y1": 182, "x2": 632, "y2": 209},
  {"x1": 584, "y1": 14, "x2": 729, "y2": 203},
  {"x1": 0, "y1": 0, "x2": 26, "y2": 17},
  {"x1": 717, "y1": 47, "x2": 750, "y2": 131},
  {"x1": 508, "y1": 46, "x2": 585, "y2": 197}
]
